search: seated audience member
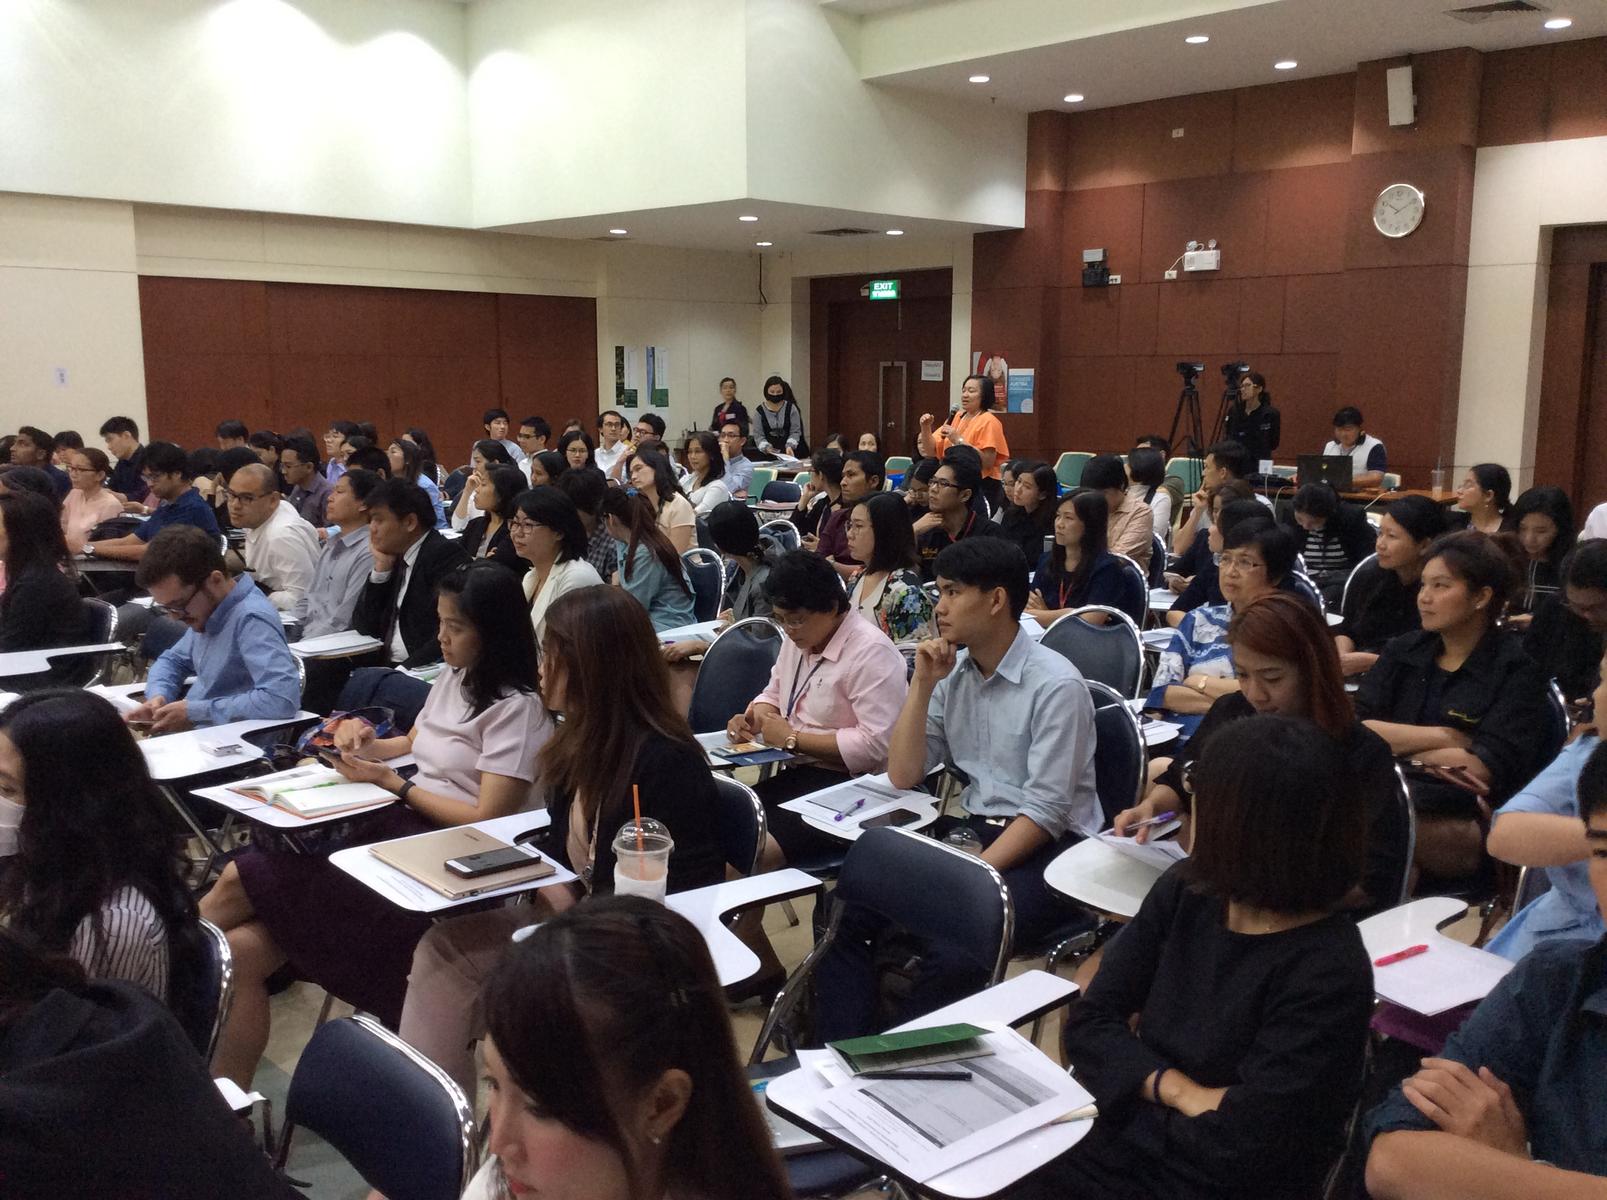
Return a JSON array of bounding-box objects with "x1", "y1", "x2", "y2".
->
[
  {"x1": 460, "y1": 898, "x2": 791, "y2": 1200},
  {"x1": 719, "y1": 420, "x2": 754, "y2": 498},
  {"x1": 0, "y1": 493, "x2": 91, "y2": 653},
  {"x1": 627, "y1": 441, "x2": 696, "y2": 554},
  {"x1": 790, "y1": 449, "x2": 841, "y2": 540},
  {"x1": 999, "y1": 460, "x2": 1059, "y2": 566},
  {"x1": 387, "y1": 437, "x2": 446, "y2": 529},
  {"x1": 1484, "y1": 650, "x2": 1606, "y2": 960},
  {"x1": 815, "y1": 539, "x2": 1097, "y2": 1036},
  {"x1": 203, "y1": 563, "x2": 552, "y2": 1086},
  {"x1": 1082, "y1": 452, "x2": 1154, "y2": 571},
  {"x1": 1119, "y1": 594, "x2": 1408, "y2": 915},
  {"x1": 0, "y1": 464, "x2": 58, "y2": 502},
  {"x1": 711, "y1": 375, "x2": 750, "y2": 436},
  {"x1": 0, "y1": 690, "x2": 201, "y2": 1001},
  {"x1": 1171, "y1": 439, "x2": 1259, "y2": 554},
  {"x1": 59, "y1": 447, "x2": 123, "y2": 553},
  {"x1": 511, "y1": 485, "x2": 602, "y2": 643},
  {"x1": 1323, "y1": 405, "x2": 1388, "y2": 490},
  {"x1": 1224, "y1": 370, "x2": 1281, "y2": 465},
  {"x1": 1364, "y1": 740, "x2": 1607, "y2": 1199},
  {"x1": 461, "y1": 463, "x2": 527, "y2": 577},
  {"x1": 1585, "y1": 497, "x2": 1607, "y2": 541},
  {"x1": 515, "y1": 415, "x2": 550, "y2": 461},
  {"x1": 450, "y1": 439, "x2": 516, "y2": 531},
  {"x1": 352, "y1": 478, "x2": 470, "y2": 667},
  {"x1": 278, "y1": 434, "x2": 329, "y2": 528},
  {"x1": 247, "y1": 430, "x2": 283, "y2": 489},
  {"x1": 525, "y1": 448, "x2": 565, "y2": 488},
  {"x1": 663, "y1": 501, "x2": 777, "y2": 664},
  {"x1": 1165, "y1": 480, "x2": 1256, "y2": 623},
  {"x1": 341, "y1": 438, "x2": 388, "y2": 483},
  {"x1": 726, "y1": 552, "x2": 908, "y2": 865},
  {"x1": 98, "y1": 415, "x2": 149, "y2": 506},
  {"x1": 1334, "y1": 494, "x2": 1450, "y2": 676},
  {"x1": 1127, "y1": 446, "x2": 1173, "y2": 542},
  {"x1": 1356, "y1": 531, "x2": 1555, "y2": 881},
  {"x1": 913, "y1": 452, "x2": 1005, "y2": 581},
  {"x1": 291, "y1": 468, "x2": 377, "y2": 640},
  {"x1": 996, "y1": 459, "x2": 1020, "y2": 513},
  {"x1": 226, "y1": 462, "x2": 319, "y2": 612},
  {"x1": 857, "y1": 431, "x2": 883, "y2": 455},
  {"x1": 1133, "y1": 433, "x2": 1187, "y2": 525},
  {"x1": 1027, "y1": 489, "x2": 1144, "y2": 628},
  {"x1": 812, "y1": 449, "x2": 883, "y2": 571},
  {"x1": 50, "y1": 431, "x2": 83, "y2": 466},
  {"x1": 1525, "y1": 539, "x2": 1607, "y2": 708},
  {"x1": 322, "y1": 419, "x2": 357, "y2": 484},
  {"x1": 1289, "y1": 482, "x2": 1376, "y2": 604},
  {"x1": 0, "y1": 927, "x2": 297, "y2": 1200},
  {"x1": 10, "y1": 427, "x2": 69, "y2": 499},
  {"x1": 128, "y1": 527, "x2": 300, "y2": 732},
  {"x1": 633, "y1": 413, "x2": 667, "y2": 447},
  {"x1": 215, "y1": 419, "x2": 248, "y2": 451},
  {"x1": 902, "y1": 455, "x2": 938, "y2": 519},
  {"x1": 85, "y1": 441, "x2": 219, "y2": 561},
  {"x1": 1025, "y1": 717, "x2": 1372, "y2": 1200},
  {"x1": 598, "y1": 488, "x2": 697, "y2": 631},
  {"x1": 916, "y1": 373, "x2": 1009, "y2": 512},
  {"x1": 556, "y1": 464, "x2": 618, "y2": 581},
  {"x1": 681, "y1": 431, "x2": 732, "y2": 515},
  {"x1": 403, "y1": 427, "x2": 444, "y2": 487},
  {"x1": 846, "y1": 491, "x2": 934, "y2": 642},
  {"x1": 1507, "y1": 484, "x2": 1575, "y2": 623},
  {"x1": 209, "y1": 446, "x2": 261, "y2": 531},
  {"x1": 1454, "y1": 462, "x2": 1514, "y2": 534},
  {"x1": 398, "y1": 586, "x2": 725, "y2": 1096},
  {"x1": 557, "y1": 428, "x2": 597, "y2": 473},
  {"x1": 477, "y1": 407, "x2": 526, "y2": 465},
  {"x1": 1148, "y1": 519, "x2": 1295, "y2": 734}
]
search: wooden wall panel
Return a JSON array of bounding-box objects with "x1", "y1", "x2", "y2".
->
[
  {"x1": 1064, "y1": 91, "x2": 1237, "y2": 190},
  {"x1": 1139, "y1": 172, "x2": 1271, "y2": 282},
  {"x1": 1233, "y1": 74, "x2": 1356, "y2": 172},
  {"x1": 1478, "y1": 38, "x2": 1607, "y2": 146},
  {"x1": 1262, "y1": 161, "x2": 1351, "y2": 277},
  {"x1": 1351, "y1": 48, "x2": 1482, "y2": 155},
  {"x1": 1549, "y1": 37, "x2": 1607, "y2": 142},
  {"x1": 1058, "y1": 185, "x2": 1144, "y2": 285}
]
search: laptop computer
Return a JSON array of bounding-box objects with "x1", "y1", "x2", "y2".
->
[{"x1": 1297, "y1": 454, "x2": 1355, "y2": 490}]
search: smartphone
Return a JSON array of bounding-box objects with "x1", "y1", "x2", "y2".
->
[
  {"x1": 204, "y1": 742, "x2": 247, "y2": 758},
  {"x1": 859, "y1": 808, "x2": 921, "y2": 830},
  {"x1": 445, "y1": 846, "x2": 538, "y2": 878}
]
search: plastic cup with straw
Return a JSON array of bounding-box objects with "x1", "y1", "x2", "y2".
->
[{"x1": 613, "y1": 788, "x2": 672, "y2": 903}]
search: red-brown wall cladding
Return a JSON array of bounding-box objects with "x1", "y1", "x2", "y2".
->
[
  {"x1": 975, "y1": 40, "x2": 1607, "y2": 480},
  {"x1": 139, "y1": 278, "x2": 598, "y2": 458}
]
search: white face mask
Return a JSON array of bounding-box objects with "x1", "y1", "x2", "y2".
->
[{"x1": 0, "y1": 794, "x2": 21, "y2": 858}]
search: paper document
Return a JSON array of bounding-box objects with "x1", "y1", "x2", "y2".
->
[
  {"x1": 290, "y1": 631, "x2": 384, "y2": 659},
  {"x1": 1096, "y1": 828, "x2": 1187, "y2": 871},
  {"x1": 781, "y1": 774, "x2": 916, "y2": 824},
  {"x1": 1370, "y1": 939, "x2": 1514, "y2": 1017},
  {"x1": 1141, "y1": 628, "x2": 1175, "y2": 648}
]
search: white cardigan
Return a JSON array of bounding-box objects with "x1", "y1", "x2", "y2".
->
[{"x1": 524, "y1": 557, "x2": 604, "y2": 642}]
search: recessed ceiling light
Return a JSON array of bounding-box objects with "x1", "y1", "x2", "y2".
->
[
  {"x1": 608, "y1": 228, "x2": 628, "y2": 235},
  {"x1": 1274, "y1": 59, "x2": 1298, "y2": 70},
  {"x1": 1544, "y1": 16, "x2": 1572, "y2": 29},
  {"x1": 886, "y1": 229, "x2": 904, "y2": 236},
  {"x1": 1063, "y1": 93, "x2": 1085, "y2": 103},
  {"x1": 968, "y1": 74, "x2": 990, "y2": 84},
  {"x1": 1185, "y1": 34, "x2": 1210, "y2": 44},
  {"x1": 739, "y1": 214, "x2": 759, "y2": 222}
]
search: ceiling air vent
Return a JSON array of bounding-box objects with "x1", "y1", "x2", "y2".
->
[
  {"x1": 810, "y1": 227, "x2": 878, "y2": 237},
  {"x1": 1445, "y1": 0, "x2": 1545, "y2": 23}
]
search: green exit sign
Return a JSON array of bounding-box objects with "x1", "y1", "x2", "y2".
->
[{"x1": 867, "y1": 278, "x2": 900, "y2": 300}]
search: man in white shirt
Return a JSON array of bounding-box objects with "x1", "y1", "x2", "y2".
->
[
  {"x1": 594, "y1": 410, "x2": 631, "y2": 480},
  {"x1": 225, "y1": 463, "x2": 319, "y2": 612},
  {"x1": 1323, "y1": 405, "x2": 1388, "y2": 490},
  {"x1": 1582, "y1": 500, "x2": 1607, "y2": 542}
]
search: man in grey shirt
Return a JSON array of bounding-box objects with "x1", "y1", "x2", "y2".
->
[
  {"x1": 292, "y1": 468, "x2": 377, "y2": 640},
  {"x1": 815, "y1": 537, "x2": 1098, "y2": 1037}
]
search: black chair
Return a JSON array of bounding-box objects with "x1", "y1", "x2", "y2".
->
[
  {"x1": 1147, "y1": 533, "x2": 1167, "y2": 588},
  {"x1": 760, "y1": 518, "x2": 801, "y2": 552},
  {"x1": 337, "y1": 667, "x2": 433, "y2": 730},
  {"x1": 1041, "y1": 607, "x2": 1144, "y2": 699},
  {"x1": 169, "y1": 917, "x2": 234, "y2": 1067},
  {"x1": 687, "y1": 617, "x2": 783, "y2": 734},
  {"x1": 1339, "y1": 552, "x2": 1379, "y2": 617},
  {"x1": 39, "y1": 596, "x2": 121, "y2": 688},
  {"x1": 275, "y1": 1013, "x2": 476, "y2": 1200},
  {"x1": 681, "y1": 548, "x2": 725, "y2": 622},
  {"x1": 761, "y1": 480, "x2": 802, "y2": 504},
  {"x1": 1289, "y1": 570, "x2": 1327, "y2": 615},
  {"x1": 711, "y1": 773, "x2": 767, "y2": 877}
]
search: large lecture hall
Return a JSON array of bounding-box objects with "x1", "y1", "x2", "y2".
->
[{"x1": 2, "y1": 1, "x2": 1606, "y2": 1197}]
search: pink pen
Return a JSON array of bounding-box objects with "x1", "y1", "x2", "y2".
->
[{"x1": 1373, "y1": 944, "x2": 1429, "y2": 968}]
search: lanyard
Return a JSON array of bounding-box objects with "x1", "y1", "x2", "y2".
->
[{"x1": 786, "y1": 656, "x2": 828, "y2": 720}]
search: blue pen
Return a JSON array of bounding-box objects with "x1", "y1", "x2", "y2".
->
[{"x1": 834, "y1": 797, "x2": 867, "y2": 822}]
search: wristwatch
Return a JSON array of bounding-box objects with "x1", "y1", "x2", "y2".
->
[{"x1": 784, "y1": 732, "x2": 800, "y2": 752}]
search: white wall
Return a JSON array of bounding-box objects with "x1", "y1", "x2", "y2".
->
[
  {"x1": 0, "y1": 0, "x2": 469, "y2": 226},
  {"x1": 0, "y1": 194, "x2": 148, "y2": 436},
  {"x1": 1456, "y1": 135, "x2": 1607, "y2": 486}
]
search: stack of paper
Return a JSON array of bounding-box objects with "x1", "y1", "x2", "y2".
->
[
  {"x1": 290, "y1": 631, "x2": 384, "y2": 659},
  {"x1": 1096, "y1": 828, "x2": 1188, "y2": 871},
  {"x1": 780, "y1": 775, "x2": 919, "y2": 826}
]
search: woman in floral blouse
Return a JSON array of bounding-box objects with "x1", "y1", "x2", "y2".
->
[{"x1": 846, "y1": 491, "x2": 935, "y2": 642}]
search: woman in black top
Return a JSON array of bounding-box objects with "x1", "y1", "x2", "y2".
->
[
  {"x1": 1026, "y1": 489, "x2": 1144, "y2": 628},
  {"x1": 1356, "y1": 531, "x2": 1556, "y2": 882},
  {"x1": 1334, "y1": 493, "x2": 1449, "y2": 676},
  {"x1": 1507, "y1": 484, "x2": 1574, "y2": 623},
  {"x1": 0, "y1": 491, "x2": 89, "y2": 656},
  {"x1": 1023, "y1": 716, "x2": 1372, "y2": 1200},
  {"x1": 790, "y1": 449, "x2": 841, "y2": 540},
  {"x1": 998, "y1": 460, "x2": 1058, "y2": 566},
  {"x1": 460, "y1": 464, "x2": 528, "y2": 577},
  {"x1": 709, "y1": 375, "x2": 749, "y2": 437},
  {"x1": 1118, "y1": 593, "x2": 1408, "y2": 915}
]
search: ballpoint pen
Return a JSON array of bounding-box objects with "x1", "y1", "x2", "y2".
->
[{"x1": 834, "y1": 797, "x2": 867, "y2": 822}]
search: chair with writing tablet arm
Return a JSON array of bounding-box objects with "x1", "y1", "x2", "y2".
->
[
  {"x1": 681, "y1": 547, "x2": 726, "y2": 623},
  {"x1": 1040, "y1": 607, "x2": 1145, "y2": 701},
  {"x1": 686, "y1": 617, "x2": 784, "y2": 735}
]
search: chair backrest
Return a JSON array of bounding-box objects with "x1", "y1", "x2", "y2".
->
[
  {"x1": 45, "y1": 598, "x2": 120, "y2": 687},
  {"x1": 338, "y1": 666, "x2": 434, "y2": 730},
  {"x1": 1514, "y1": 862, "x2": 1552, "y2": 911},
  {"x1": 885, "y1": 455, "x2": 913, "y2": 476},
  {"x1": 759, "y1": 518, "x2": 800, "y2": 552},
  {"x1": 680, "y1": 548, "x2": 725, "y2": 622},
  {"x1": 1339, "y1": 553, "x2": 1378, "y2": 617},
  {"x1": 1086, "y1": 680, "x2": 1146, "y2": 825},
  {"x1": 279, "y1": 1013, "x2": 476, "y2": 1200},
  {"x1": 1147, "y1": 534, "x2": 1167, "y2": 587},
  {"x1": 1053, "y1": 452, "x2": 1092, "y2": 489},
  {"x1": 1041, "y1": 608, "x2": 1144, "y2": 699},
  {"x1": 761, "y1": 480, "x2": 801, "y2": 504},
  {"x1": 1544, "y1": 681, "x2": 1570, "y2": 759},
  {"x1": 1289, "y1": 570, "x2": 1327, "y2": 616},
  {"x1": 1165, "y1": 456, "x2": 1204, "y2": 495},
  {"x1": 710, "y1": 774, "x2": 767, "y2": 876},
  {"x1": 169, "y1": 917, "x2": 233, "y2": 1066},
  {"x1": 1390, "y1": 765, "x2": 1418, "y2": 907},
  {"x1": 748, "y1": 466, "x2": 777, "y2": 496},
  {"x1": 1110, "y1": 553, "x2": 1150, "y2": 623},
  {"x1": 687, "y1": 617, "x2": 784, "y2": 733}
]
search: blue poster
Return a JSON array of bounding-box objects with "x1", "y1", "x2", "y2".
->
[{"x1": 1006, "y1": 368, "x2": 1035, "y2": 414}]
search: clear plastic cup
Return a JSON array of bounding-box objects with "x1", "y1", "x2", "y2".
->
[
  {"x1": 613, "y1": 817, "x2": 674, "y2": 903},
  {"x1": 1430, "y1": 467, "x2": 1445, "y2": 497},
  {"x1": 943, "y1": 826, "x2": 984, "y2": 856}
]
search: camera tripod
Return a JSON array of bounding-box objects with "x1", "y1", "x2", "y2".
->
[{"x1": 1167, "y1": 375, "x2": 1206, "y2": 463}]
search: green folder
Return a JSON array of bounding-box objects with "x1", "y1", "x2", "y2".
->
[{"x1": 827, "y1": 1022, "x2": 993, "y2": 1076}]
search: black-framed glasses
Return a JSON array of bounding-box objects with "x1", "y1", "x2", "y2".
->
[
  {"x1": 508, "y1": 517, "x2": 542, "y2": 534},
  {"x1": 156, "y1": 585, "x2": 203, "y2": 619},
  {"x1": 928, "y1": 478, "x2": 962, "y2": 492},
  {"x1": 220, "y1": 488, "x2": 269, "y2": 504}
]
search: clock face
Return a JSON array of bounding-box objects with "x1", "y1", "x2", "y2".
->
[{"x1": 1373, "y1": 182, "x2": 1425, "y2": 238}]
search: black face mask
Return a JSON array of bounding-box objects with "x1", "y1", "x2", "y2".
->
[{"x1": 767, "y1": 394, "x2": 785, "y2": 403}]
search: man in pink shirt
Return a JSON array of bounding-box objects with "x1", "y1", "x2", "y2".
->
[{"x1": 726, "y1": 551, "x2": 908, "y2": 866}]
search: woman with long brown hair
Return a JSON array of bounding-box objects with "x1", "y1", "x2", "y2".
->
[
  {"x1": 598, "y1": 488, "x2": 696, "y2": 631},
  {"x1": 1119, "y1": 592, "x2": 1407, "y2": 914},
  {"x1": 396, "y1": 585, "x2": 725, "y2": 1097}
]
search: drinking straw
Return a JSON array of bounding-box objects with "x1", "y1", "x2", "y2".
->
[{"x1": 632, "y1": 784, "x2": 644, "y2": 850}]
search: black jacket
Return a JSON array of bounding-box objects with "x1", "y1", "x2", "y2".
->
[
  {"x1": 0, "y1": 564, "x2": 91, "y2": 652},
  {"x1": 461, "y1": 515, "x2": 527, "y2": 579},
  {"x1": 1288, "y1": 502, "x2": 1375, "y2": 578},
  {"x1": 1525, "y1": 595, "x2": 1603, "y2": 703},
  {"x1": 352, "y1": 530, "x2": 469, "y2": 667},
  {"x1": 1355, "y1": 628, "x2": 1556, "y2": 803},
  {"x1": 1224, "y1": 401, "x2": 1281, "y2": 463},
  {"x1": 1337, "y1": 559, "x2": 1421, "y2": 654}
]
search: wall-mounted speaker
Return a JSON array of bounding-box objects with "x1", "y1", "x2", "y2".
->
[{"x1": 1386, "y1": 65, "x2": 1415, "y2": 127}]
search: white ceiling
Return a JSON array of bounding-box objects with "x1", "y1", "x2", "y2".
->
[{"x1": 864, "y1": 0, "x2": 1607, "y2": 113}]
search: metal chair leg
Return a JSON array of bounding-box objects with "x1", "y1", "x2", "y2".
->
[
  {"x1": 314, "y1": 990, "x2": 337, "y2": 1028},
  {"x1": 780, "y1": 899, "x2": 800, "y2": 927}
]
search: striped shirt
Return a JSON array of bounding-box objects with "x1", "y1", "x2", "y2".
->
[
  {"x1": 68, "y1": 886, "x2": 171, "y2": 1002},
  {"x1": 1302, "y1": 527, "x2": 1351, "y2": 581}
]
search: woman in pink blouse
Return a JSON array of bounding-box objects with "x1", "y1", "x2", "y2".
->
[{"x1": 61, "y1": 448, "x2": 124, "y2": 553}]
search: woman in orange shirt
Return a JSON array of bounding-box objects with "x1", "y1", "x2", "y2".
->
[{"x1": 918, "y1": 373, "x2": 1010, "y2": 511}]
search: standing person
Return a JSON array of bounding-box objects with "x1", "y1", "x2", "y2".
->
[
  {"x1": 594, "y1": 410, "x2": 632, "y2": 480},
  {"x1": 1288, "y1": 482, "x2": 1377, "y2": 605},
  {"x1": 352, "y1": 479, "x2": 471, "y2": 668},
  {"x1": 751, "y1": 376, "x2": 808, "y2": 461},
  {"x1": 846, "y1": 491, "x2": 935, "y2": 642},
  {"x1": 11, "y1": 428, "x2": 68, "y2": 499},
  {"x1": 1507, "y1": 485, "x2": 1575, "y2": 623},
  {"x1": 291, "y1": 468, "x2": 377, "y2": 641},
  {"x1": 626, "y1": 443, "x2": 696, "y2": 554},
  {"x1": 681, "y1": 431, "x2": 732, "y2": 516},
  {"x1": 1082, "y1": 453, "x2": 1154, "y2": 572},
  {"x1": 598, "y1": 489, "x2": 696, "y2": 631},
  {"x1": 710, "y1": 375, "x2": 750, "y2": 436},
  {"x1": 387, "y1": 438, "x2": 446, "y2": 529},
  {"x1": 916, "y1": 373, "x2": 1009, "y2": 512},
  {"x1": 1127, "y1": 446, "x2": 1173, "y2": 542},
  {"x1": 278, "y1": 435, "x2": 330, "y2": 528},
  {"x1": 999, "y1": 460, "x2": 1058, "y2": 567},
  {"x1": 510, "y1": 486, "x2": 602, "y2": 643},
  {"x1": 1324, "y1": 406, "x2": 1388, "y2": 490},
  {"x1": 1333, "y1": 495, "x2": 1451, "y2": 676},
  {"x1": 1455, "y1": 463, "x2": 1514, "y2": 534},
  {"x1": 226, "y1": 463, "x2": 320, "y2": 612},
  {"x1": 59, "y1": 447, "x2": 123, "y2": 554},
  {"x1": 719, "y1": 420, "x2": 754, "y2": 498},
  {"x1": 460, "y1": 464, "x2": 528, "y2": 578},
  {"x1": 913, "y1": 453, "x2": 1004, "y2": 581},
  {"x1": 1225, "y1": 370, "x2": 1280, "y2": 465},
  {"x1": 1026, "y1": 489, "x2": 1143, "y2": 628},
  {"x1": 0, "y1": 493, "x2": 90, "y2": 653},
  {"x1": 812, "y1": 450, "x2": 883, "y2": 572},
  {"x1": 98, "y1": 416, "x2": 149, "y2": 507},
  {"x1": 555, "y1": 465, "x2": 617, "y2": 583}
]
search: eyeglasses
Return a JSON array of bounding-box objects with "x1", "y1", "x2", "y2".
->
[
  {"x1": 928, "y1": 478, "x2": 962, "y2": 492},
  {"x1": 156, "y1": 585, "x2": 203, "y2": 619},
  {"x1": 508, "y1": 517, "x2": 542, "y2": 534},
  {"x1": 1218, "y1": 553, "x2": 1265, "y2": 574},
  {"x1": 771, "y1": 610, "x2": 814, "y2": 631},
  {"x1": 220, "y1": 488, "x2": 268, "y2": 504}
]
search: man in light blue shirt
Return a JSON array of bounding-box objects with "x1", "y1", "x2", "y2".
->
[
  {"x1": 128, "y1": 526, "x2": 301, "y2": 732},
  {"x1": 815, "y1": 537, "x2": 1098, "y2": 1037},
  {"x1": 719, "y1": 420, "x2": 754, "y2": 497},
  {"x1": 292, "y1": 468, "x2": 377, "y2": 641}
]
